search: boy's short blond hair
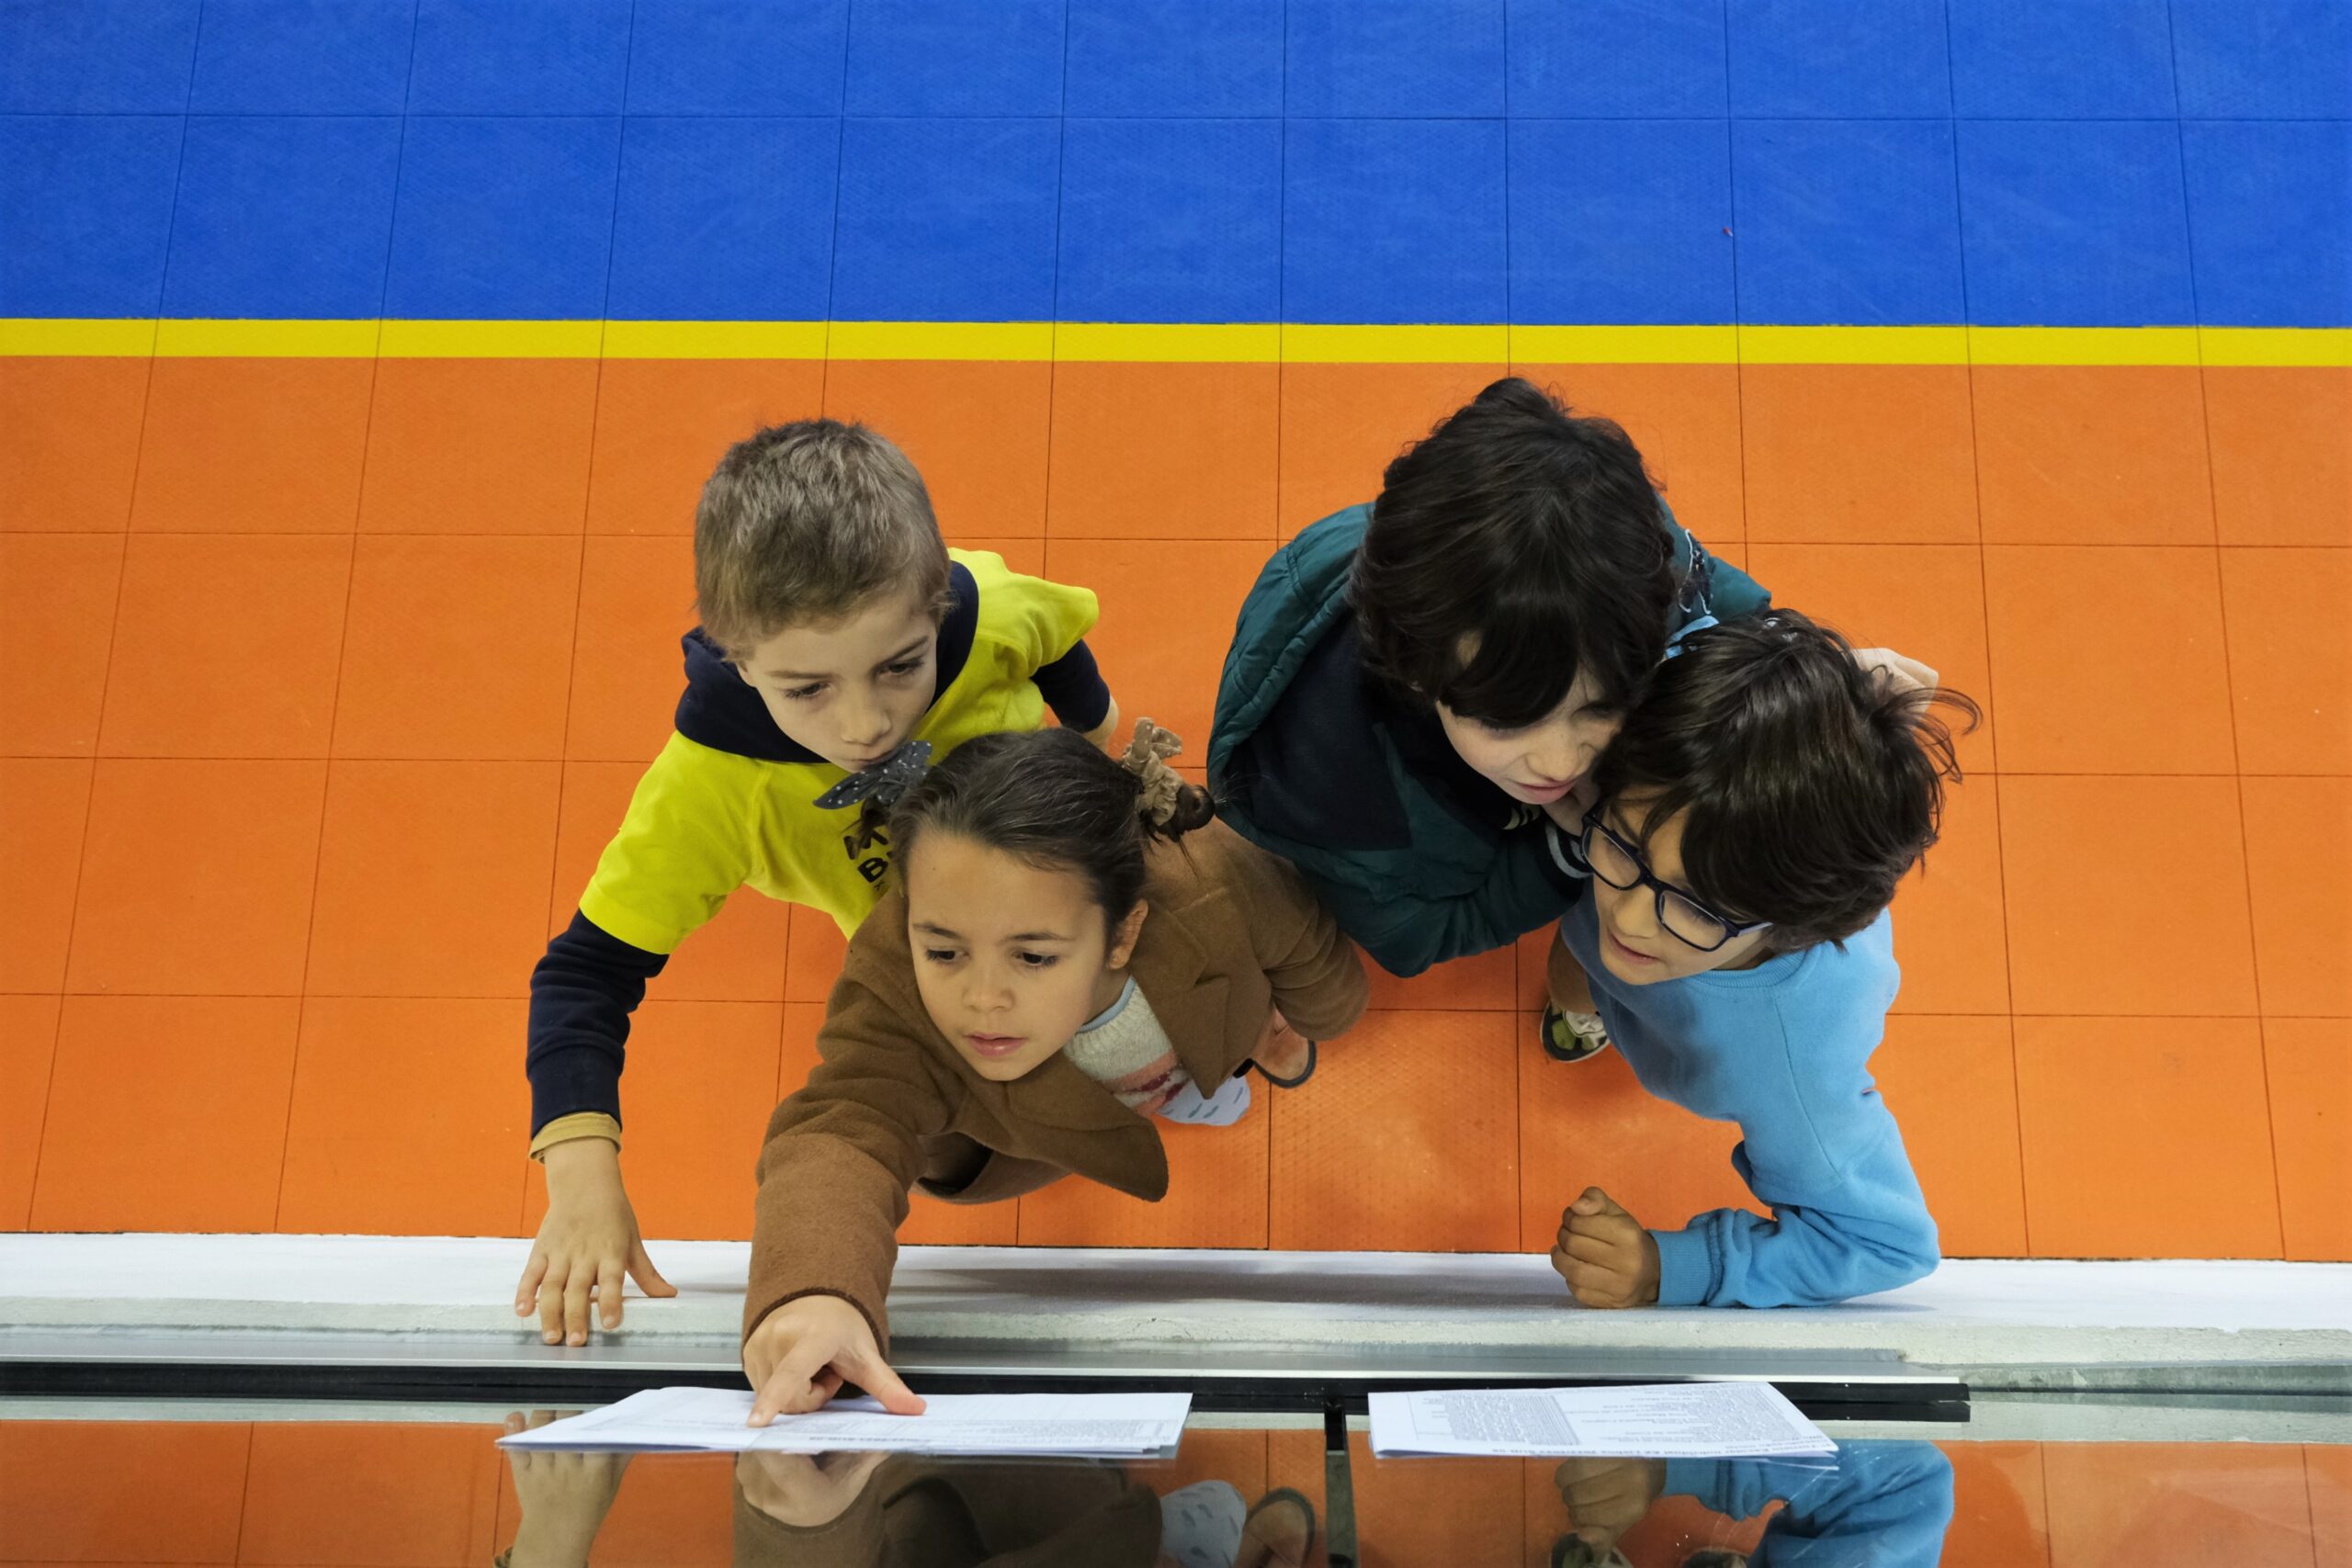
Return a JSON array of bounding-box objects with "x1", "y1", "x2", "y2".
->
[{"x1": 693, "y1": 419, "x2": 951, "y2": 658}]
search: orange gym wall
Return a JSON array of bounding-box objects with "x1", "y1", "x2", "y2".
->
[{"x1": 3, "y1": 348, "x2": 2346, "y2": 1261}]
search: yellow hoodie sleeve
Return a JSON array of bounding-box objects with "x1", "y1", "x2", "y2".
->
[
  {"x1": 576, "y1": 733, "x2": 764, "y2": 956},
  {"x1": 954, "y1": 548, "x2": 1101, "y2": 674}
]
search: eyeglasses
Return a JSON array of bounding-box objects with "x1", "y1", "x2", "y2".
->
[{"x1": 1573, "y1": 808, "x2": 1772, "y2": 953}]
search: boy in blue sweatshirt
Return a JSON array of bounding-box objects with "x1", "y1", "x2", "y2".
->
[{"x1": 1544, "y1": 609, "x2": 1976, "y2": 1310}]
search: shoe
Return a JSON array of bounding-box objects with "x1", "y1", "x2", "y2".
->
[
  {"x1": 1239, "y1": 1486, "x2": 1317, "y2": 1568},
  {"x1": 1541, "y1": 1005, "x2": 1612, "y2": 1064},
  {"x1": 1250, "y1": 1038, "x2": 1317, "y2": 1089}
]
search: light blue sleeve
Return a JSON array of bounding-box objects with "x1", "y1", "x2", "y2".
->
[
  {"x1": 1664, "y1": 1441, "x2": 1955, "y2": 1567},
  {"x1": 1650, "y1": 1113, "x2": 1939, "y2": 1308}
]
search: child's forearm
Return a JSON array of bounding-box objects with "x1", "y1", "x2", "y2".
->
[
  {"x1": 540, "y1": 1133, "x2": 623, "y2": 1186},
  {"x1": 1653, "y1": 1195, "x2": 1939, "y2": 1309},
  {"x1": 1032, "y1": 635, "x2": 1114, "y2": 739},
  {"x1": 526, "y1": 912, "x2": 666, "y2": 1142},
  {"x1": 745, "y1": 1125, "x2": 920, "y2": 1348},
  {"x1": 1331, "y1": 830, "x2": 1581, "y2": 976},
  {"x1": 1078, "y1": 694, "x2": 1122, "y2": 749}
]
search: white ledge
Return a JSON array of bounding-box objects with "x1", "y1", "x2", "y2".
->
[{"x1": 6, "y1": 1235, "x2": 2348, "y2": 1381}]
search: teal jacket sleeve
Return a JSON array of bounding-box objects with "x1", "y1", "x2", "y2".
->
[
  {"x1": 1695, "y1": 542, "x2": 1770, "y2": 620},
  {"x1": 1262, "y1": 818, "x2": 1585, "y2": 978},
  {"x1": 1660, "y1": 501, "x2": 1770, "y2": 622}
]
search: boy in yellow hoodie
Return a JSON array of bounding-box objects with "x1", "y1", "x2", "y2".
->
[{"x1": 514, "y1": 419, "x2": 1118, "y2": 1347}]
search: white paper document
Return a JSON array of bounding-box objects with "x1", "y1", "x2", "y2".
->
[
  {"x1": 497, "y1": 1385, "x2": 1192, "y2": 1458},
  {"x1": 1368, "y1": 1382, "x2": 1837, "y2": 1460}
]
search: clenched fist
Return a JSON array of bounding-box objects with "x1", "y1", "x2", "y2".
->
[{"x1": 1550, "y1": 1187, "x2": 1660, "y2": 1309}]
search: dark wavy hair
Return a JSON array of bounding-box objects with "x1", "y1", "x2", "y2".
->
[
  {"x1": 1351, "y1": 377, "x2": 1678, "y2": 728},
  {"x1": 1594, "y1": 610, "x2": 1980, "y2": 952},
  {"x1": 888, "y1": 728, "x2": 1215, "y2": 933}
]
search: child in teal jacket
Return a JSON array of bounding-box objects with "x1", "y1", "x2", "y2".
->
[{"x1": 1207, "y1": 378, "x2": 1770, "y2": 984}]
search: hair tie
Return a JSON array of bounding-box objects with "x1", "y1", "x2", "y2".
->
[
  {"x1": 810, "y1": 738, "x2": 933, "y2": 812},
  {"x1": 1116, "y1": 717, "x2": 1188, "y2": 829}
]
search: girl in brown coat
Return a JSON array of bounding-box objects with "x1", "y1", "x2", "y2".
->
[{"x1": 741, "y1": 723, "x2": 1369, "y2": 1423}]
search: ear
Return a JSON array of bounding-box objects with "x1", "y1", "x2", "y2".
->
[{"x1": 1106, "y1": 900, "x2": 1148, "y2": 969}]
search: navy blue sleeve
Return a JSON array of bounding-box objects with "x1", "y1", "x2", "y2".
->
[
  {"x1": 526, "y1": 910, "x2": 668, "y2": 1135},
  {"x1": 1032, "y1": 636, "x2": 1113, "y2": 733}
]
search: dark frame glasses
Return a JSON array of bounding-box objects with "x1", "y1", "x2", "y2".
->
[{"x1": 1573, "y1": 807, "x2": 1773, "y2": 953}]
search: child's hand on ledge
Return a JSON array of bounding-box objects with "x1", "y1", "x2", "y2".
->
[
  {"x1": 1550, "y1": 1187, "x2": 1661, "y2": 1309},
  {"x1": 515, "y1": 1139, "x2": 675, "y2": 1345},
  {"x1": 744, "y1": 1294, "x2": 925, "y2": 1426}
]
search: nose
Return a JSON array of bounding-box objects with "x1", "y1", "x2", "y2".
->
[
  {"x1": 836, "y1": 686, "x2": 892, "y2": 750},
  {"x1": 1607, "y1": 883, "x2": 1659, "y2": 940},
  {"x1": 965, "y1": 963, "x2": 1014, "y2": 1016},
  {"x1": 1524, "y1": 723, "x2": 1582, "y2": 784}
]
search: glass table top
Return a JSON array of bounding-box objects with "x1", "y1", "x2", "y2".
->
[{"x1": 2, "y1": 1399, "x2": 2343, "y2": 1565}]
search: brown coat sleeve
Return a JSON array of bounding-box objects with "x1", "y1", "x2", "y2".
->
[
  {"x1": 1217, "y1": 826, "x2": 1369, "y2": 1043},
  {"x1": 743, "y1": 980, "x2": 956, "y2": 1351}
]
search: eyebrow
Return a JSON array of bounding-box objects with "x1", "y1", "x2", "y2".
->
[
  {"x1": 1603, "y1": 811, "x2": 1722, "y2": 908},
  {"x1": 912, "y1": 920, "x2": 1073, "y2": 943},
  {"x1": 762, "y1": 636, "x2": 930, "y2": 683},
  {"x1": 1601, "y1": 810, "x2": 1672, "y2": 879}
]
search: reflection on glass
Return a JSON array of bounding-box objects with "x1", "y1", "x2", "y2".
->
[
  {"x1": 3, "y1": 1414, "x2": 2336, "y2": 1566},
  {"x1": 497, "y1": 1410, "x2": 1316, "y2": 1568},
  {"x1": 1542, "y1": 1442, "x2": 1953, "y2": 1568}
]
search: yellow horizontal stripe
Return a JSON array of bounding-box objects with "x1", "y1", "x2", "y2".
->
[
  {"x1": 1283, "y1": 322, "x2": 1510, "y2": 363},
  {"x1": 154, "y1": 318, "x2": 380, "y2": 356},
  {"x1": 2201, "y1": 327, "x2": 2352, "y2": 368},
  {"x1": 1740, "y1": 325, "x2": 1972, "y2": 365},
  {"x1": 1969, "y1": 326, "x2": 2200, "y2": 366},
  {"x1": 377, "y1": 319, "x2": 605, "y2": 357},
  {"x1": 0, "y1": 318, "x2": 156, "y2": 355},
  {"x1": 1511, "y1": 324, "x2": 1741, "y2": 364},
  {"x1": 603, "y1": 320, "x2": 827, "y2": 358},
  {"x1": 5, "y1": 319, "x2": 2344, "y2": 367},
  {"x1": 1056, "y1": 321, "x2": 1282, "y2": 362},
  {"x1": 828, "y1": 320, "x2": 1055, "y2": 360}
]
